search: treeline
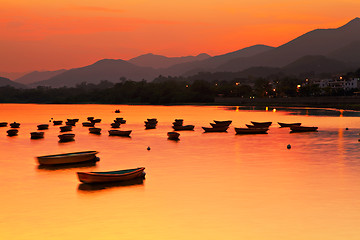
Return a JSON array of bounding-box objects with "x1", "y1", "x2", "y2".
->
[{"x1": 0, "y1": 69, "x2": 359, "y2": 104}]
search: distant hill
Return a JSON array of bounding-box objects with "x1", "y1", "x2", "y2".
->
[
  {"x1": 0, "y1": 71, "x2": 30, "y2": 80},
  {"x1": 15, "y1": 69, "x2": 67, "y2": 85},
  {"x1": 282, "y1": 55, "x2": 352, "y2": 75},
  {"x1": 162, "y1": 44, "x2": 274, "y2": 76},
  {"x1": 129, "y1": 53, "x2": 210, "y2": 69},
  {"x1": 327, "y1": 40, "x2": 360, "y2": 65},
  {"x1": 31, "y1": 59, "x2": 159, "y2": 88},
  {"x1": 218, "y1": 18, "x2": 360, "y2": 72},
  {"x1": 0, "y1": 77, "x2": 25, "y2": 88}
]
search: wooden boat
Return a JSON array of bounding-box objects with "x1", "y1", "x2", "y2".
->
[
  {"x1": 65, "y1": 121, "x2": 76, "y2": 126},
  {"x1": 145, "y1": 123, "x2": 157, "y2": 129},
  {"x1": 111, "y1": 122, "x2": 120, "y2": 128},
  {"x1": 167, "y1": 131, "x2": 180, "y2": 140},
  {"x1": 7, "y1": 129, "x2": 18, "y2": 136},
  {"x1": 30, "y1": 132, "x2": 44, "y2": 139},
  {"x1": 0, "y1": 122, "x2": 8, "y2": 127},
  {"x1": 58, "y1": 133, "x2": 75, "y2": 142},
  {"x1": 87, "y1": 117, "x2": 94, "y2": 121},
  {"x1": 172, "y1": 125, "x2": 195, "y2": 131},
  {"x1": 251, "y1": 121, "x2": 272, "y2": 128},
  {"x1": 60, "y1": 125, "x2": 72, "y2": 132},
  {"x1": 89, "y1": 127, "x2": 101, "y2": 134},
  {"x1": 245, "y1": 124, "x2": 269, "y2": 129},
  {"x1": 82, "y1": 122, "x2": 95, "y2": 127},
  {"x1": 278, "y1": 122, "x2": 302, "y2": 128},
  {"x1": 172, "y1": 121, "x2": 183, "y2": 126},
  {"x1": 91, "y1": 119, "x2": 101, "y2": 123},
  {"x1": 77, "y1": 167, "x2": 145, "y2": 184},
  {"x1": 213, "y1": 120, "x2": 232, "y2": 126},
  {"x1": 10, "y1": 122, "x2": 20, "y2": 128},
  {"x1": 210, "y1": 122, "x2": 234, "y2": 128},
  {"x1": 108, "y1": 130, "x2": 132, "y2": 136},
  {"x1": 235, "y1": 127, "x2": 269, "y2": 134},
  {"x1": 53, "y1": 120, "x2": 63, "y2": 125},
  {"x1": 37, "y1": 150, "x2": 99, "y2": 165},
  {"x1": 147, "y1": 118, "x2": 158, "y2": 124},
  {"x1": 67, "y1": 118, "x2": 79, "y2": 123},
  {"x1": 37, "y1": 124, "x2": 49, "y2": 130},
  {"x1": 174, "y1": 119, "x2": 183, "y2": 122},
  {"x1": 202, "y1": 126, "x2": 228, "y2": 132},
  {"x1": 115, "y1": 118, "x2": 126, "y2": 124},
  {"x1": 115, "y1": 109, "x2": 120, "y2": 113},
  {"x1": 290, "y1": 126, "x2": 318, "y2": 133}
]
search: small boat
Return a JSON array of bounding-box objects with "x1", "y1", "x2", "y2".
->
[
  {"x1": 91, "y1": 119, "x2": 101, "y2": 123},
  {"x1": 82, "y1": 122, "x2": 95, "y2": 127},
  {"x1": 115, "y1": 109, "x2": 120, "y2": 113},
  {"x1": 145, "y1": 123, "x2": 157, "y2": 129},
  {"x1": 115, "y1": 118, "x2": 126, "y2": 124},
  {"x1": 60, "y1": 125, "x2": 72, "y2": 132},
  {"x1": 37, "y1": 150, "x2": 99, "y2": 165},
  {"x1": 213, "y1": 120, "x2": 232, "y2": 126},
  {"x1": 0, "y1": 122, "x2": 8, "y2": 127},
  {"x1": 111, "y1": 122, "x2": 120, "y2": 128},
  {"x1": 7, "y1": 129, "x2": 18, "y2": 136},
  {"x1": 67, "y1": 118, "x2": 79, "y2": 123},
  {"x1": 10, "y1": 122, "x2": 20, "y2": 128},
  {"x1": 235, "y1": 127, "x2": 269, "y2": 134},
  {"x1": 172, "y1": 125, "x2": 195, "y2": 131},
  {"x1": 290, "y1": 126, "x2": 318, "y2": 133},
  {"x1": 89, "y1": 127, "x2": 101, "y2": 134},
  {"x1": 278, "y1": 122, "x2": 302, "y2": 128},
  {"x1": 77, "y1": 167, "x2": 145, "y2": 184},
  {"x1": 87, "y1": 117, "x2": 94, "y2": 121},
  {"x1": 58, "y1": 133, "x2": 75, "y2": 142},
  {"x1": 53, "y1": 120, "x2": 63, "y2": 125},
  {"x1": 147, "y1": 118, "x2": 158, "y2": 124},
  {"x1": 172, "y1": 121, "x2": 183, "y2": 126},
  {"x1": 251, "y1": 121, "x2": 272, "y2": 128},
  {"x1": 174, "y1": 119, "x2": 183, "y2": 122},
  {"x1": 108, "y1": 130, "x2": 132, "y2": 137},
  {"x1": 210, "y1": 122, "x2": 234, "y2": 128},
  {"x1": 167, "y1": 131, "x2": 180, "y2": 140},
  {"x1": 37, "y1": 124, "x2": 49, "y2": 130},
  {"x1": 245, "y1": 124, "x2": 269, "y2": 129},
  {"x1": 202, "y1": 126, "x2": 228, "y2": 132},
  {"x1": 30, "y1": 132, "x2": 45, "y2": 139},
  {"x1": 65, "y1": 121, "x2": 76, "y2": 126}
]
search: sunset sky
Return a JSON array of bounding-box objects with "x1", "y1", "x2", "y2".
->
[{"x1": 0, "y1": 0, "x2": 359, "y2": 72}]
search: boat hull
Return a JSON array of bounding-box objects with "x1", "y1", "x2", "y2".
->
[
  {"x1": 37, "y1": 151, "x2": 99, "y2": 165},
  {"x1": 235, "y1": 127, "x2": 268, "y2": 134},
  {"x1": 0, "y1": 122, "x2": 8, "y2": 127},
  {"x1": 202, "y1": 126, "x2": 228, "y2": 132},
  {"x1": 89, "y1": 128, "x2": 101, "y2": 134},
  {"x1": 167, "y1": 132, "x2": 180, "y2": 140},
  {"x1": 37, "y1": 124, "x2": 49, "y2": 130},
  {"x1": 172, "y1": 125, "x2": 194, "y2": 131},
  {"x1": 31, "y1": 132, "x2": 44, "y2": 139},
  {"x1": 251, "y1": 121, "x2": 272, "y2": 128},
  {"x1": 77, "y1": 167, "x2": 145, "y2": 184},
  {"x1": 278, "y1": 122, "x2": 301, "y2": 128},
  {"x1": 290, "y1": 126, "x2": 318, "y2": 133},
  {"x1": 108, "y1": 130, "x2": 132, "y2": 136},
  {"x1": 58, "y1": 133, "x2": 75, "y2": 142}
]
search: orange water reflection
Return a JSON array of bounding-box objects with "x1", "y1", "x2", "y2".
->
[{"x1": 1, "y1": 104, "x2": 360, "y2": 240}]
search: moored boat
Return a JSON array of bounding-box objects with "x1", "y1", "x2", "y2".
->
[
  {"x1": 65, "y1": 121, "x2": 76, "y2": 126},
  {"x1": 245, "y1": 124, "x2": 269, "y2": 129},
  {"x1": 67, "y1": 118, "x2": 79, "y2": 122},
  {"x1": 172, "y1": 125, "x2": 195, "y2": 131},
  {"x1": 87, "y1": 117, "x2": 94, "y2": 121},
  {"x1": 58, "y1": 133, "x2": 75, "y2": 142},
  {"x1": 145, "y1": 123, "x2": 156, "y2": 129},
  {"x1": 251, "y1": 121, "x2": 272, "y2": 128},
  {"x1": 115, "y1": 118, "x2": 126, "y2": 124},
  {"x1": 53, "y1": 120, "x2": 63, "y2": 125},
  {"x1": 7, "y1": 129, "x2": 18, "y2": 136},
  {"x1": 10, "y1": 122, "x2": 20, "y2": 128},
  {"x1": 111, "y1": 122, "x2": 121, "y2": 128},
  {"x1": 89, "y1": 127, "x2": 101, "y2": 134},
  {"x1": 213, "y1": 120, "x2": 232, "y2": 126},
  {"x1": 60, "y1": 125, "x2": 72, "y2": 132},
  {"x1": 77, "y1": 167, "x2": 145, "y2": 184},
  {"x1": 108, "y1": 130, "x2": 132, "y2": 136},
  {"x1": 235, "y1": 127, "x2": 269, "y2": 134},
  {"x1": 37, "y1": 124, "x2": 49, "y2": 130},
  {"x1": 278, "y1": 122, "x2": 302, "y2": 128},
  {"x1": 31, "y1": 132, "x2": 45, "y2": 139},
  {"x1": 290, "y1": 126, "x2": 318, "y2": 133},
  {"x1": 0, "y1": 122, "x2": 8, "y2": 127},
  {"x1": 91, "y1": 119, "x2": 101, "y2": 123},
  {"x1": 202, "y1": 126, "x2": 228, "y2": 132},
  {"x1": 37, "y1": 150, "x2": 99, "y2": 165},
  {"x1": 167, "y1": 131, "x2": 180, "y2": 140},
  {"x1": 115, "y1": 109, "x2": 120, "y2": 113},
  {"x1": 82, "y1": 122, "x2": 95, "y2": 127}
]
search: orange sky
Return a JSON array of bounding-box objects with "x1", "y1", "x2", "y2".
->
[{"x1": 0, "y1": 0, "x2": 359, "y2": 72}]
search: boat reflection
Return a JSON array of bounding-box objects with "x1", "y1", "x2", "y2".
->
[
  {"x1": 77, "y1": 176, "x2": 145, "y2": 192},
  {"x1": 37, "y1": 158, "x2": 99, "y2": 171}
]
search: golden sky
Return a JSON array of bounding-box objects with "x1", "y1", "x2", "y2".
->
[{"x1": 0, "y1": 0, "x2": 359, "y2": 72}]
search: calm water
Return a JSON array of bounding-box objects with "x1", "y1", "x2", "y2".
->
[{"x1": 0, "y1": 104, "x2": 360, "y2": 240}]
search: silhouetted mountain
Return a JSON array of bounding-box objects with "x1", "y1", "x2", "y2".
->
[
  {"x1": 163, "y1": 45, "x2": 274, "y2": 76},
  {"x1": 0, "y1": 71, "x2": 30, "y2": 80},
  {"x1": 218, "y1": 18, "x2": 360, "y2": 72},
  {"x1": 327, "y1": 40, "x2": 360, "y2": 64},
  {"x1": 282, "y1": 55, "x2": 352, "y2": 75},
  {"x1": 15, "y1": 69, "x2": 67, "y2": 85},
  {"x1": 0, "y1": 77, "x2": 25, "y2": 88},
  {"x1": 129, "y1": 53, "x2": 210, "y2": 69},
  {"x1": 31, "y1": 59, "x2": 159, "y2": 87}
]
